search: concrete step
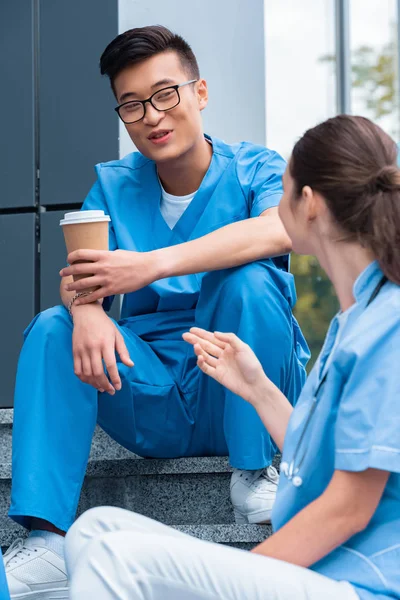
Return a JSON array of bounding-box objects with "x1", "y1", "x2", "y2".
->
[
  {"x1": 0, "y1": 517, "x2": 271, "y2": 553},
  {"x1": 0, "y1": 409, "x2": 277, "y2": 549}
]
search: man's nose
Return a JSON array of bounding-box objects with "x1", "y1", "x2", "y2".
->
[{"x1": 143, "y1": 102, "x2": 165, "y2": 126}]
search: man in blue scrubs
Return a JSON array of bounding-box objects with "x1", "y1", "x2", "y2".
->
[
  {"x1": 0, "y1": 550, "x2": 10, "y2": 600},
  {"x1": 4, "y1": 26, "x2": 308, "y2": 596}
]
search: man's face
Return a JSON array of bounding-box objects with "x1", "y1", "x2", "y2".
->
[{"x1": 113, "y1": 51, "x2": 208, "y2": 163}]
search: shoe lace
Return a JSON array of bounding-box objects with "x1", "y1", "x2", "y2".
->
[
  {"x1": 252, "y1": 466, "x2": 279, "y2": 491},
  {"x1": 3, "y1": 538, "x2": 38, "y2": 567}
]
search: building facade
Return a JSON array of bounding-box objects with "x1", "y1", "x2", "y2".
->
[{"x1": 0, "y1": 0, "x2": 399, "y2": 406}]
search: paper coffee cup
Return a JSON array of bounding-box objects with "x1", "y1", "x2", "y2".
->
[{"x1": 60, "y1": 210, "x2": 111, "y2": 292}]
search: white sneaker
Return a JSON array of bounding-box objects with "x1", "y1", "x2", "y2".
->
[
  {"x1": 230, "y1": 465, "x2": 279, "y2": 524},
  {"x1": 3, "y1": 536, "x2": 68, "y2": 599}
]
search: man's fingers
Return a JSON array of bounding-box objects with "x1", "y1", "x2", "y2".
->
[
  {"x1": 61, "y1": 262, "x2": 97, "y2": 278},
  {"x1": 66, "y1": 249, "x2": 103, "y2": 266},
  {"x1": 103, "y1": 348, "x2": 121, "y2": 391},
  {"x1": 65, "y1": 277, "x2": 100, "y2": 292},
  {"x1": 115, "y1": 332, "x2": 134, "y2": 367},
  {"x1": 90, "y1": 350, "x2": 114, "y2": 394},
  {"x1": 188, "y1": 327, "x2": 226, "y2": 349},
  {"x1": 74, "y1": 289, "x2": 105, "y2": 305},
  {"x1": 82, "y1": 354, "x2": 92, "y2": 378},
  {"x1": 73, "y1": 355, "x2": 82, "y2": 378}
]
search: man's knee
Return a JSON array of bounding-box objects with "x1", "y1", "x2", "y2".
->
[
  {"x1": 20, "y1": 306, "x2": 72, "y2": 357},
  {"x1": 31, "y1": 305, "x2": 70, "y2": 337},
  {"x1": 204, "y1": 262, "x2": 279, "y2": 310}
]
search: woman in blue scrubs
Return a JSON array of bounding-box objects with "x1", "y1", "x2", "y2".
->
[{"x1": 65, "y1": 114, "x2": 400, "y2": 600}]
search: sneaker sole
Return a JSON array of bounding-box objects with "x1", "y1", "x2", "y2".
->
[
  {"x1": 11, "y1": 589, "x2": 69, "y2": 600},
  {"x1": 233, "y1": 508, "x2": 272, "y2": 525}
]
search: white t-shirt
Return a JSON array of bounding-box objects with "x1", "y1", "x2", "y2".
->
[{"x1": 159, "y1": 182, "x2": 197, "y2": 230}]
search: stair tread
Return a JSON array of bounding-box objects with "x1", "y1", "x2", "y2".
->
[
  {"x1": 0, "y1": 454, "x2": 234, "y2": 480},
  {"x1": 0, "y1": 519, "x2": 271, "y2": 548},
  {"x1": 0, "y1": 412, "x2": 280, "y2": 479},
  {"x1": 175, "y1": 523, "x2": 271, "y2": 543}
]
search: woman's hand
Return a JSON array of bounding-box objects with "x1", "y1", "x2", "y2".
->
[
  {"x1": 183, "y1": 327, "x2": 270, "y2": 406},
  {"x1": 59, "y1": 249, "x2": 160, "y2": 304}
]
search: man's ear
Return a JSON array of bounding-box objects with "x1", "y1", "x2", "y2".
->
[{"x1": 196, "y1": 79, "x2": 208, "y2": 111}]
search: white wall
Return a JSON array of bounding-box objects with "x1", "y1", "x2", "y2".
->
[{"x1": 118, "y1": 0, "x2": 266, "y2": 157}]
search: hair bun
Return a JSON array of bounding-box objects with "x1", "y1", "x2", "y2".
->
[{"x1": 373, "y1": 165, "x2": 400, "y2": 191}]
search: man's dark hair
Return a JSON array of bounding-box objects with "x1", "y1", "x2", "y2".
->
[{"x1": 100, "y1": 25, "x2": 200, "y2": 93}]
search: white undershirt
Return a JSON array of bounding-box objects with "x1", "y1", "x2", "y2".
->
[{"x1": 159, "y1": 182, "x2": 197, "y2": 229}]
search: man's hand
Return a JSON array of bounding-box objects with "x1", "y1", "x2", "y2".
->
[
  {"x1": 60, "y1": 249, "x2": 161, "y2": 305},
  {"x1": 71, "y1": 302, "x2": 134, "y2": 394}
]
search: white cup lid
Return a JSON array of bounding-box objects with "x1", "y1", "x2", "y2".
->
[{"x1": 60, "y1": 210, "x2": 111, "y2": 226}]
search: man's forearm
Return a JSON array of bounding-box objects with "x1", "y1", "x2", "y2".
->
[
  {"x1": 153, "y1": 209, "x2": 292, "y2": 279},
  {"x1": 60, "y1": 276, "x2": 103, "y2": 315},
  {"x1": 60, "y1": 276, "x2": 79, "y2": 308}
]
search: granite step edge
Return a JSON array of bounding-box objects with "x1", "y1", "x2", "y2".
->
[
  {"x1": 0, "y1": 455, "x2": 234, "y2": 480},
  {"x1": 0, "y1": 521, "x2": 271, "y2": 550},
  {"x1": 0, "y1": 453, "x2": 281, "y2": 480}
]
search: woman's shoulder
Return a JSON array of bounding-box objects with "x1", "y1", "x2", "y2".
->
[{"x1": 335, "y1": 281, "x2": 400, "y2": 371}]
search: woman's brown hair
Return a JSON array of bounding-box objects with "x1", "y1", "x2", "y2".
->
[{"x1": 290, "y1": 115, "x2": 400, "y2": 284}]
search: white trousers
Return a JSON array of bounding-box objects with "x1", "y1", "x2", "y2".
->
[{"x1": 65, "y1": 507, "x2": 360, "y2": 600}]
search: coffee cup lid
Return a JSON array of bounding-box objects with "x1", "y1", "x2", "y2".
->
[{"x1": 60, "y1": 210, "x2": 111, "y2": 226}]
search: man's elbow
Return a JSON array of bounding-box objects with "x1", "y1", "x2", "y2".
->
[{"x1": 276, "y1": 231, "x2": 292, "y2": 255}]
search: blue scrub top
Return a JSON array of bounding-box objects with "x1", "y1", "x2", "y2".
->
[
  {"x1": 0, "y1": 549, "x2": 9, "y2": 600},
  {"x1": 81, "y1": 134, "x2": 292, "y2": 318},
  {"x1": 273, "y1": 261, "x2": 400, "y2": 600}
]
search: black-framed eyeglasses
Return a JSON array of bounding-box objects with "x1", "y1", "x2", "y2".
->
[{"x1": 115, "y1": 79, "x2": 198, "y2": 124}]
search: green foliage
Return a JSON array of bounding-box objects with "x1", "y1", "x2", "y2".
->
[
  {"x1": 352, "y1": 40, "x2": 398, "y2": 134},
  {"x1": 320, "y1": 28, "x2": 399, "y2": 137},
  {"x1": 298, "y1": 32, "x2": 399, "y2": 368},
  {"x1": 291, "y1": 254, "x2": 338, "y2": 370}
]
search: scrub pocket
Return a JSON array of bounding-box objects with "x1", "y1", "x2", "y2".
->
[{"x1": 128, "y1": 380, "x2": 194, "y2": 457}]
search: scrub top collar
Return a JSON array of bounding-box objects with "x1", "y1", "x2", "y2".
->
[{"x1": 352, "y1": 260, "x2": 384, "y2": 305}]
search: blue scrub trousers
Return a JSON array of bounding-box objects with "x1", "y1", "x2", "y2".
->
[
  {"x1": 0, "y1": 549, "x2": 10, "y2": 600},
  {"x1": 9, "y1": 260, "x2": 307, "y2": 532}
]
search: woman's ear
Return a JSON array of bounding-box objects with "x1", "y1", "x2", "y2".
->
[
  {"x1": 197, "y1": 79, "x2": 208, "y2": 111},
  {"x1": 302, "y1": 185, "x2": 319, "y2": 222}
]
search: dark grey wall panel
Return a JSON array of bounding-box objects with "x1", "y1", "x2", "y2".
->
[
  {"x1": 0, "y1": 214, "x2": 36, "y2": 407},
  {"x1": 40, "y1": 210, "x2": 69, "y2": 310},
  {"x1": 40, "y1": 210, "x2": 120, "y2": 320},
  {"x1": 39, "y1": 0, "x2": 118, "y2": 206},
  {"x1": 0, "y1": 1, "x2": 36, "y2": 209}
]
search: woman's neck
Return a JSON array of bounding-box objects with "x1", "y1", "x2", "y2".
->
[{"x1": 315, "y1": 238, "x2": 376, "y2": 312}]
